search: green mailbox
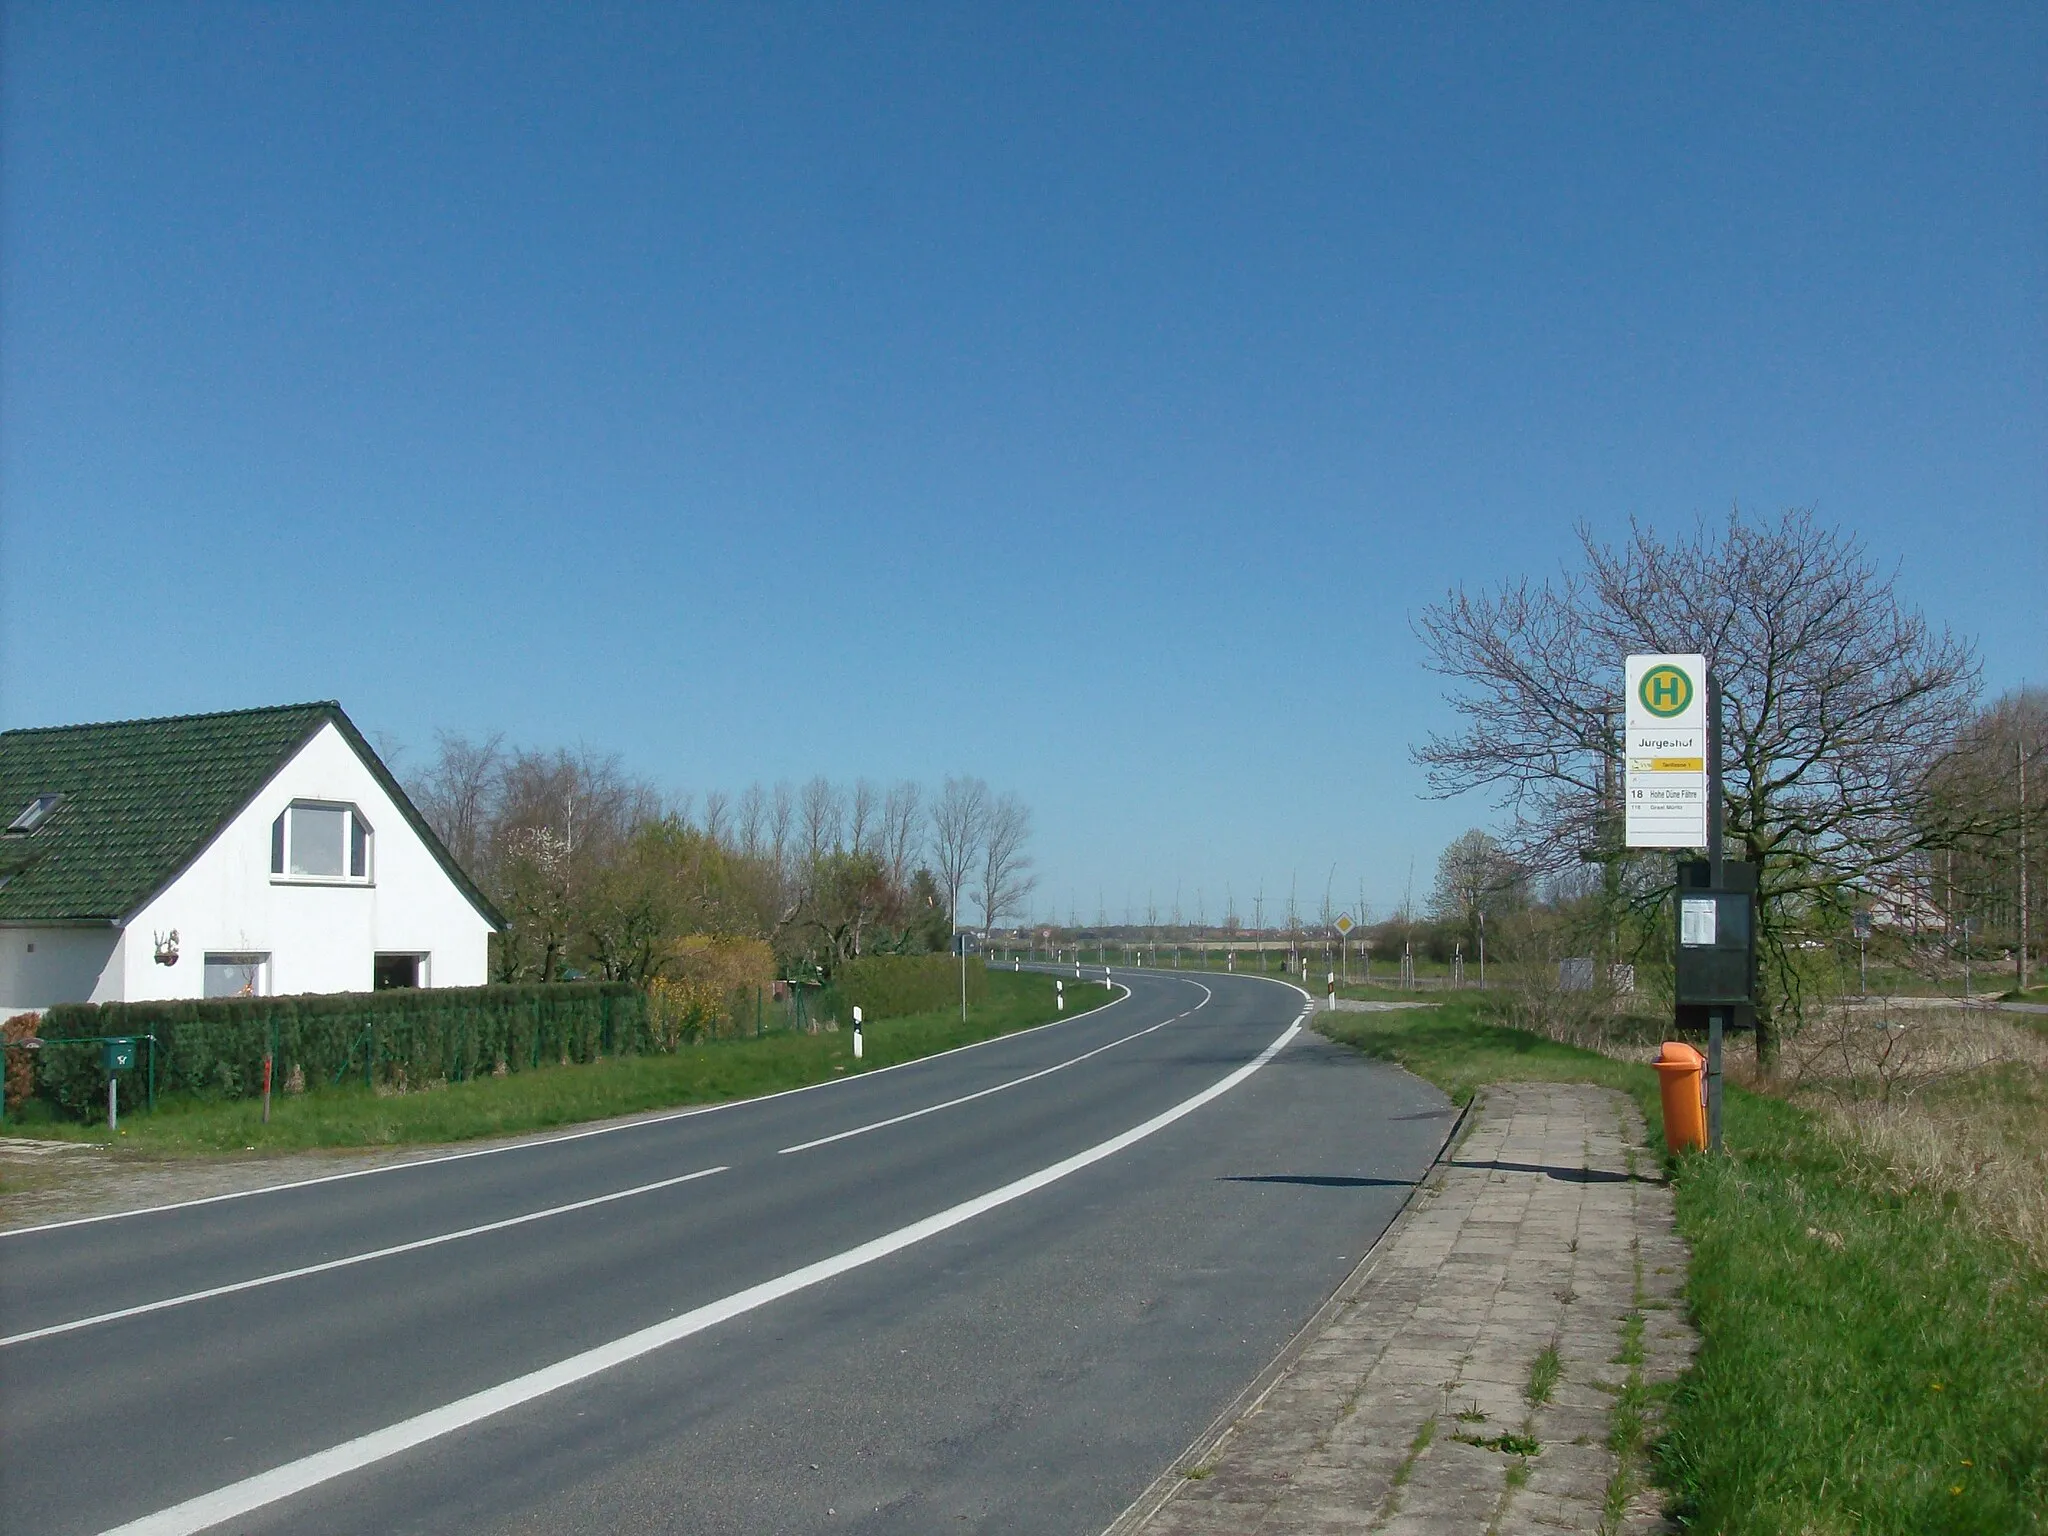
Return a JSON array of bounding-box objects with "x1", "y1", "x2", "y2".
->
[{"x1": 101, "y1": 1037, "x2": 137, "y2": 1073}]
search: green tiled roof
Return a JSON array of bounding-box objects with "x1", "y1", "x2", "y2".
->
[{"x1": 0, "y1": 702, "x2": 502, "y2": 928}]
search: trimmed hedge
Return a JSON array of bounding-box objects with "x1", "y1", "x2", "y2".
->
[
  {"x1": 831, "y1": 955, "x2": 988, "y2": 1022},
  {"x1": 30, "y1": 983, "x2": 648, "y2": 1121}
]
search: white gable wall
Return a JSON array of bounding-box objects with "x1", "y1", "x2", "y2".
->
[
  {"x1": 118, "y1": 722, "x2": 493, "y2": 1001},
  {"x1": 0, "y1": 926, "x2": 124, "y2": 1017}
]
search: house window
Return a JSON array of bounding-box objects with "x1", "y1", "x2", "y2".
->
[
  {"x1": 5, "y1": 793, "x2": 63, "y2": 833},
  {"x1": 271, "y1": 802, "x2": 372, "y2": 882},
  {"x1": 204, "y1": 953, "x2": 270, "y2": 998},
  {"x1": 375, "y1": 953, "x2": 428, "y2": 990}
]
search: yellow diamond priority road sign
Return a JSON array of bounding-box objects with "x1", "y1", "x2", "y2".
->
[
  {"x1": 1334, "y1": 913, "x2": 1355, "y2": 936},
  {"x1": 1624, "y1": 654, "x2": 1708, "y2": 848}
]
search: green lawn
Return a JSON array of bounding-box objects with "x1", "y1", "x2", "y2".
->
[
  {"x1": 1316, "y1": 998, "x2": 2048, "y2": 1535},
  {"x1": 5, "y1": 970, "x2": 1115, "y2": 1157}
]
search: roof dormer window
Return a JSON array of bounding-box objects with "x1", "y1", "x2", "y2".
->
[
  {"x1": 5, "y1": 793, "x2": 62, "y2": 834},
  {"x1": 271, "y1": 801, "x2": 373, "y2": 883}
]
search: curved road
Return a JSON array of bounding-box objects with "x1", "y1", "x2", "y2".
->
[{"x1": 0, "y1": 969, "x2": 1450, "y2": 1536}]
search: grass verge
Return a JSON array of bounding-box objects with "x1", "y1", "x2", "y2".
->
[
  {"x1": 3, "y1": 970, "x2": 1115, "y2": 1157},
  {"x1": 1316, "y1": 997, "x2": 2048, "y2": 1535}
]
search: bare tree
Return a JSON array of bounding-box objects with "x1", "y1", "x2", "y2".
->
[
  {"x1": 1925, "y1": 687, "x2": 2047, "y2": 987},
  {"x1": 880, "y1": 781, "x2": 923, "y2": 889},
  {"x1": 929, "y1": 776, "x2": 989, "y2": 935},
  {"x1": 1429, "y1": 830, "x2": 1524, "y2": 928},
  {"x1": 847, "y1": 779, "x2": 878, "y2": 856},
  {"x1": 736, "y1": 784, "x2": 765, "y2": 859},
  {"x1": 701, "y1": 788, "x2": 731, "y2": 847},
  {"x1": 407, "y1": 731, "x2": 506, "y2": 878},
  {"x1": 800, "y1": 776, "x2": 843, "y2": 863},
  {"x1": 769, "y1": 782, "x2": 795, "y2": 875},
  {"x1": 976, "y1": 793, "x2": 1037, "y2": 938},
  {"x1": 1414, "y1": 508, "x2": 1987, "y2": 1055}
]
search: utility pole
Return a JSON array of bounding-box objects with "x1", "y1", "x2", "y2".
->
[
  {"x1": 1599, "y1": 705, "x2": 1621, "y2": 967},
  {"x1": 2021, "y1": 734, "x2": 2032, "y2": 992},
  {"x1": 1706, "y1": 675, "x2": 1725, "y2": 1153}
]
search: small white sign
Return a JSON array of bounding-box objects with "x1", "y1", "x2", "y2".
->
[
  {"x1": 1624, "y1": 654, "x2": 1709, "y2": 848},
  {"x1": 1680, "y1": 897, "x2": 1718, "y2": 947}
]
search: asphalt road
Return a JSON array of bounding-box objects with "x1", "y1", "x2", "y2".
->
[{"x1": 0, "y1": 969, "x2": 1451, "y2": 1536}]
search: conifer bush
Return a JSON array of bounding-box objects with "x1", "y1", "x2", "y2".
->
[{"x1": 30, "y1": 983, "x2": 646, "y2": 1120}]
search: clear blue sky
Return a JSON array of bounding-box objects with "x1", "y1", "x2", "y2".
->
[{"x1": 4, "y1": 3, "x2": 2042, "y2": 923}]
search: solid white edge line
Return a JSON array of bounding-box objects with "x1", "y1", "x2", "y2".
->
[
  {"x1": 1, "y1": 1166, "x2": 729, "y2": 1349},
  {"x1": 777, "y1": 983, "x2": 1213, "y2": 1154},
  {"x1": 95, "y1": 1013, "x2": 1303, "y2": 1536},
  {"x1": 2, "y1": 976, "x2": 1160, "y2": 1240}
]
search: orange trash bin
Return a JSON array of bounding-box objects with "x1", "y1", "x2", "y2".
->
[{"x1": 1654, "y1": 1041, "x2": 1707, "y2": 1153}]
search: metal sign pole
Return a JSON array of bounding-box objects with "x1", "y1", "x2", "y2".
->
[{"x1": 1706, "y1": 673, "x2": 1725, "y2": 1154}]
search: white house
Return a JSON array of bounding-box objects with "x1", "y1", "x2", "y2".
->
[{"x1": 0, "y1": 702, "x2": 503, "y2": 1018}]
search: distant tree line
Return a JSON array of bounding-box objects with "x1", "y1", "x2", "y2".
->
[{"x1": 405, "y1": 741, "x2": 1036, "y2": 986}]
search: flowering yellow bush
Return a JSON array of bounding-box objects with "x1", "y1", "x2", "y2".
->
[{"x1": 647, "y1": 936, "x2": 776, "y2": 1045}]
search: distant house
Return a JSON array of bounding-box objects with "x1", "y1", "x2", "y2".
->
[{"x1": 0, "y1": 702, "x2": 503, "y2": 1019}]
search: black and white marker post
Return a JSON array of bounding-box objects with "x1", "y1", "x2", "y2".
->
[{"x1": 852, "y1": 1005, "x2": 863, "y2": 1061}]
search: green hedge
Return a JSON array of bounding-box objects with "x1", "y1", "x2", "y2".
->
[
  {"x1": 831, "y1": 955, "x2": 988, "y2": 1022},
  {"x1": 31, "y1": 983, "x2": 648, "y2": 1120}
]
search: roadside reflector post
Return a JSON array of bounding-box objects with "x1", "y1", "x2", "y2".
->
[
  {"x1": 852, "y1": 1006, "x2": 863, "y2": 1061},
  {"x1": 1104, "y1": 967, "x2": 1112, "y2": 990},
  {"x1": 1056, "y1": 980, "x2": 1064, "y2": 1012},
  {"x1": 1328, "y1": 971, "x2": 1336, "y2": 1010}
]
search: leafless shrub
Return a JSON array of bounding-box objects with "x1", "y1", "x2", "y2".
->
[
  {"x1": 1494, "y1": 977, "x2": 1663, "y2": 1057},
  {"x1": 1782, "y1": 1003, "x2": 2048, "y2": 1104}
]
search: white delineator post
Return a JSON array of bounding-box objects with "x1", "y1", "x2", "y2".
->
[
  {"x1": 852, "y1": 1006, "x2": 863, "y2": 1061},
  {"x1": 1327, "y1": 971, "x2": 1336, "y2": 1010},
  {"x1": 1056, "y1": 980, "x2": 1064, "y2": 1012}
]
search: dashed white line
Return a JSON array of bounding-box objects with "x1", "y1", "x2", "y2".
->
[
  {"x1": 778, "y1": 984, "x2": 1212, "y2": 1154},
  {"x1": 3, "y1": 1165, "x2": 728, "y2": 1349}
]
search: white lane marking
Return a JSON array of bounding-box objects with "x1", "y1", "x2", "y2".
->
[
  {"x1": 2, "y1": 1165, "x2": 728, "y2": 1350},
  {"x1": 96, "y1": 1015, "x2": 1302, "y2": 1536},
  {"x1": 3, "y1": 976, "x2": 1169, "y2": 1240},
  {"x1": 778, "y1": 983, "x2": 1214, "y2": 1155}
]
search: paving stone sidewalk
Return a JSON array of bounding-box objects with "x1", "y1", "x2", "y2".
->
[{"x1": 1110, "y1": 1081, "x2": 1695, "y2": 1535}]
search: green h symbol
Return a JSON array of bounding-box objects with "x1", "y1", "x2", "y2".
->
[{"x1": 1641, "y1": 665, "x2": 1691, "y2": 717}]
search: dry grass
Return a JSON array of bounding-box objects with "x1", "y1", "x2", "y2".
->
[{"x1": 1770, "y1": 1004, "x2": 2048, "y2": 1272}]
